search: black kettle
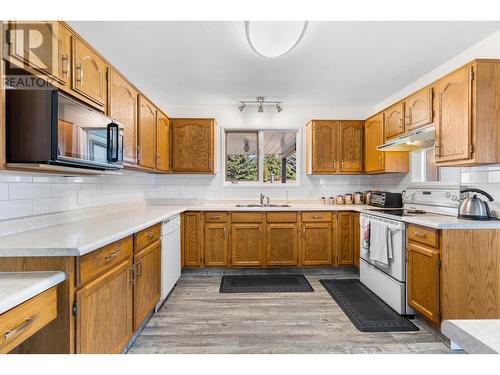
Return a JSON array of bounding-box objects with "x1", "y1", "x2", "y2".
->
[{"x1": 458, "y1": 188, "x2": 494, "y2": 220}]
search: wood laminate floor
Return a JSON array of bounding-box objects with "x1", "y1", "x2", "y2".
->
[{"x1": 129, "y1": 270, "x2": 452, "y2": 354}]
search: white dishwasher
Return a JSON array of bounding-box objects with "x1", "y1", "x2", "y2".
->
[{"x1": 156, "y1": 215, "x2": 181, "y2": 311}]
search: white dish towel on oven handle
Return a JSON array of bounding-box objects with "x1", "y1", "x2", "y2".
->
[{"x1": 368, "y1": 221, "x2": 394, "y2": 267}]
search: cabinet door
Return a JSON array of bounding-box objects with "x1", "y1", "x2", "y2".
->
[
  {"x1": 76, "y1": 259, "x2": 133, "y2": 354},
  {"x1": 353, "y1": 213, "x2": 360, "y2": 269},
  {"x1": 138, "y1": 95, "x2": 157, "y2": 169},
  {"x1": 435, "y1": 66, "x2": 472, "y2": 163},
  {"x1": 7, "y1": 21, "x2": 58, "y2": 79},
  {"x1": 134, "y1": 241, "x2": 161, "y2": 330},
  {"x1": 183, "y1": 212, "x2": 203, "y2": 267},
  {"x1": 300, "y1": 223, "x2": 333, "y2": 266},
  {"x1": 72, "y1": 37, "x2": 107, "y2": 108},
  {"x1": 204, "y1": 223, "x2": 229, "y2": 267},
  {"x1": 338, "y1": 121, "x2": 363, "y2": 173},
  {"x1": 384, "y1": 102, "x2": 405, "y2": 140},
  {"x1": 405, "y1": 87, "x2": 433, "y2": 132},
  {"x1": 109, "y1": 69, "x2": 138, "y2": 165},
  {"x1": 407, "y1": 243, "x2": 440, "y2": 324},
  {"x1": 171, "y1": 119, "x2": 215, "y2": 173},
  {"x1": 337, "y1": 212, "x2": 354, "y2": 266},
  {"x1": 312, "y1": 121, "x2": 337, "y2": 173},
  {"x1": 156, "y1": 111, "x2": 170, "y2": 172},
  {"x1": 364, "y1": 113, "x2": 385, "y2": 172},
  {"x1": 231, "y1": 224, "x2": 265, "y2": 267},
  {"x1": 267, "y1": 223, "x2": 298, "y2": 266},
  {"x1": 57, "y1": 23, "x2": 72, "y2": 87}
]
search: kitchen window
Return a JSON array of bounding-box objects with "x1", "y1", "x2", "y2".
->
[{"x1": 225, "y1": 129, "x2": 298, "y2": 185}]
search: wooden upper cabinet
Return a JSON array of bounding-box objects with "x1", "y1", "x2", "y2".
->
[
  {"x1": 156, "y1": 111, "x2": 170, "y2": 172},
  {"x1": 267, "y1": 223, "x2": 298, "y2": 266},
  {"x1": 72, "y1": 37, "x2": 108, "y2": 110},
  {"x1": 109, "y1": 69, "x2": 138, "y2": 165},
  {"x1": 133, "y1": 241, "x2": 161, "y2": 330},
  {"x1": 309, "y1": 120, "x2": 337, "y2": 174},
  {"x1": 138, "y1": 95, "x2": 157, "y2": 169},
  {"x1": 76, "y1": 259, "x2": 133, "y2": 354},
  {"x1": 405, "y1": 87, "x2": 433, "y2": 132},
  {"x1": 6, "y1": 21, "x2": 59, "y2": 79},
  {"x1": 407, "y1": 242, "x2": 440, "y2": 324},
  {"x1": 57, "y1": 23, "x2": 72, "y2": 87},
  {"x1": 183, "y1": 212, "x2": 203, "y2": 267},
  {"x1": 435, "y1": 65, "x2": 471, "y2": 164},
  {"x1": 171, "y1": 118, "x2": 216, "y2": 173},
  {"x1": 231, "y1": 223, "x2": 265, "y2": 267},
  {"x1": 384, "y1": 102, "x2": 405, "y2": 140},
  {"x1": 337, "y1": 212, "x2": 354, "y2": 266},
  {"x1": 338, "y1": 121, "x2": 363, "y2": 173},
  {"x1": 364, "y1": 113, "x2": 384, "y2": 173},
  {"x1": 204, "y1": 223, "x2": 229, "y2": 267}
]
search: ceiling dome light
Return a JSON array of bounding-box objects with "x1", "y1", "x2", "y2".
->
[{"x1": 245, "y1": 21, "x2": 308, "y2": 58}]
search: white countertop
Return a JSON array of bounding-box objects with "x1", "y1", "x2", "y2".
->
[
  {"x1": 0, "y1": 272, "x2": 66, "y2": 314},
  {"x1": 442, "y1": 319, "x2": 500, "y2": 353},
  {"x1": 0, "y1": 201, "x2": 500, "y2": 257}
]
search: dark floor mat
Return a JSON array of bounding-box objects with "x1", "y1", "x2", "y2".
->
[
  {"x1": 219, "y1": 274, "x2": 314, "y2": 293},
  {"x1": 320, "y1": 279, "x2": 418, "y2": 332}
]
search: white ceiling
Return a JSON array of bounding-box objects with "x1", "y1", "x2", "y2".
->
[{"x1": 69, "y1": 21, "x2": 500, "y2": 110}]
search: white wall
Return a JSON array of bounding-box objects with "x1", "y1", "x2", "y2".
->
[{"x1": 373, "y1": 30, "x2": 500, "y2": 113}]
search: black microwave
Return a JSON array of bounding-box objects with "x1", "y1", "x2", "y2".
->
[{"x1": 6, "y1": 89, "x2": 124, "y2": 170}]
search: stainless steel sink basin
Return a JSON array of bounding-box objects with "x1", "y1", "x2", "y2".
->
[{"x1": 235, "y1": 204, "x2": 290, "y2": 208}]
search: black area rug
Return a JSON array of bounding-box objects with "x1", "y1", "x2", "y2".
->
[
  {"x1": 219, "y1": 274, "x2": 314, "y2": 293},
  {"x1": 320, "y1": 279, "x2": 418, "y2": 332}
]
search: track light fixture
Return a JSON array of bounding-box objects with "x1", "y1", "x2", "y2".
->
[{"x1": 238, "y1": 96, "x2": 283, "y2": 113}]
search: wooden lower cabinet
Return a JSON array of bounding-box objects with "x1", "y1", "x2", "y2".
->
[
  {"x1": 204, "y1": 223, "x2": 229, "y2": 267},
  {"x1": 133, "y1": 240, "x2": 161, "y2": 330},
  {"x1": 231, "y1": 223, "x2": 265, "y2": 267},
  {"x1": 266, "y1": 223, "x2": 299, "y2": 266},
  {"x1": 183, "y1": 212, "x2": 204, "y2": 267},
  {"x1": 76, "y1": 258, "x2": 133, "y2": 354},
  {"x1": 353, "y1": 213, "x2": 360, "y2": 269},
  {"x1": 337, "y1": 212, "x2": 355, "y2": 266},
  {"x1": 407, "y1": 242, "x2": 440, "y2": 324},
  {"x1": 300, "y1": 222, "x2": 333, "y2": 266}
]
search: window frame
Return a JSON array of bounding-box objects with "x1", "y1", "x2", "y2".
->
[{"x1": 222, "y1": 127, "x2": 301, "y2": 188}]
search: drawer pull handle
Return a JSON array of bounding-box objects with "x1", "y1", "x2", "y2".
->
[
  {"x1": 104, "y1": 249, "x2": 121, "y2": 263},
  {"x1": 146, "y1": 232, "x2": 155, "y2": 239},
  {"x1": 413, "y1": 232, "x2": 427, "y2": 238},
  {"x1": 128, "y1": 267, "x2": 135, "y2": 284},
  {"x1": 313, "y1": 215, "x2": 321, "y2": 219},
  {"x1": 5, "y1": 316, "x2": 36, "y2": 340}
]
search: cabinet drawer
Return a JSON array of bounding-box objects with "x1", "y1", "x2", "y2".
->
[
  {"x1": 301, "y1": 212, "x2": 332, "y2": 222},
  {"x1": 80, "y1": 236, "x2": 133, "y2": 285},
  {"x1": 231, "y1": 212, "x2": 264, "y2": 223},
  {"x1": 205, "y1": 212, "x2": 228, "y2": 223},
  {"x1": 267, "y1": 212, "x2": 297, "y2": 223},
  {"x1": 0, "y1": 287, "x2": 57, "y2": 354},
  {"x1": 408, "y1": 224, "x2": 439, "y2": 248},
  {"x1": 135, "y1": 224, "x2": 161, "y2": 252}
]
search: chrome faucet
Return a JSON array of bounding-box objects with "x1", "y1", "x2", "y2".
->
[{"x1": 260, "y1": 193, "x2": 265, "y2": 205}]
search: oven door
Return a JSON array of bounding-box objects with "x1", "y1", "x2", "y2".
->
[
  {"x1": 360, "y1": 213, "x2": 406, "y2": 282},
  {"x1": 56, "y1": 93, "x2": 123, "y2": 169}
]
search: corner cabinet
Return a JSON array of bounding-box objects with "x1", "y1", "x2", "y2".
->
[
  {"x1": 364, "y1": 113, "x2": 409, "y2": 174},
  {"x1": 171, "y1": 118, "x2": 217, "y2": 173},
  {"x1": 305, "y1": 120, "x2": 363, "y2": 175}
]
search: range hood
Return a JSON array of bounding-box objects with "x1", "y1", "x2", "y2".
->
[{"x1": 377, "y1": 125, "x2": 435, "y2": 152}]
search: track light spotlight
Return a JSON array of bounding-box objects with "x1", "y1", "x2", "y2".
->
[
  {"x1": 276, "y1": 103, "x2": 283, "y2": 113},
  {"x1": 258, "y1": 104, "x2": 264, "y2": 113},
  {"x1": 238, "y1": 103, "x2": 246, "y2": 112}
]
